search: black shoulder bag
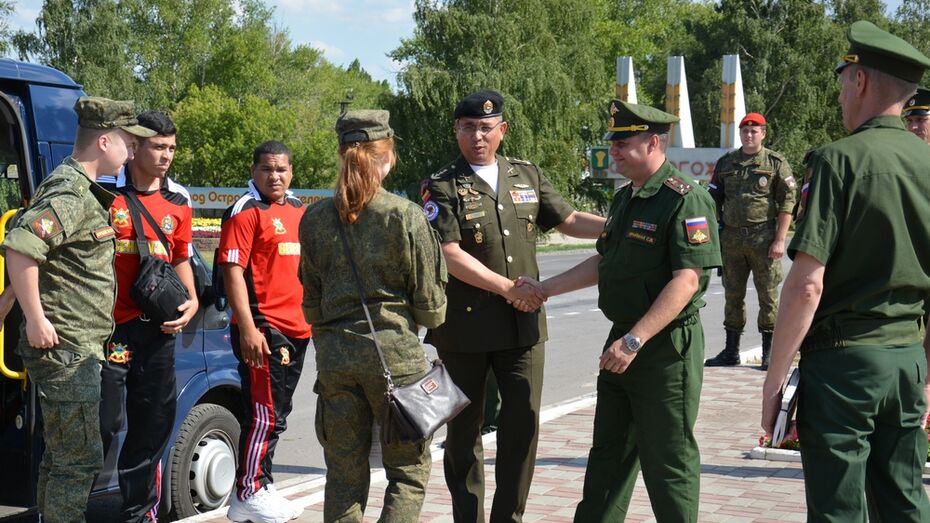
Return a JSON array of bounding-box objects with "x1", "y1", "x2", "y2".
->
[
  {"x1": 124, "y1": 189, "x2": 190, "y2": 324},
  {"x1": 336, "y1": 211, "x2": 469, "y2": 444}
]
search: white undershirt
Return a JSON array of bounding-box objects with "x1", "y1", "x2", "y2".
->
[{"x1": 471, "y1": 162, "x2": 499, "y2": 194}]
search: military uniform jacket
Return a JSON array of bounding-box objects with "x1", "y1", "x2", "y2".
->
[
  {"x1": 424, "y1": 154, "x2": 574, "y2": 353},
  {"x1": 299, "y1": 189, "x2": 447, "y2": 375},
  {"x1": 1, "y1": 157, "x2": 116, "y2": 357},
  {"x1": 791, "y1": 115, "x2": 930, "y2": 350},
  {"x1": 708, "y1": 147, "x2": 797, "y2": 227},
  {"x1": 597, "y1": 162, "x2": 721, "y2": 331}
]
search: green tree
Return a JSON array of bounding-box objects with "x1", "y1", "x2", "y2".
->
[
  {"x1": 892, "y1": 0, "x2": 930, "y2": 85},
  {"x1": 388, "y1": 0, "x2": 605, "y2": 204},
  {"x1": 0, "y1": 0, "x2": 14, "y2": 56}
]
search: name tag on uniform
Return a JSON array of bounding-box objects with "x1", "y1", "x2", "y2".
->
[
  {"x1": 510, "y1": 189, "x2": 538, "y2": 204},
  {"x1": 626, "y1": 231, "x2": 656, "y2": 245},
  {"x1": 465, "y1": 211, "x2": 486, "y2": 221},
  {"x1": 93, "y1": 226, "x2": 116, "y2": 240}
]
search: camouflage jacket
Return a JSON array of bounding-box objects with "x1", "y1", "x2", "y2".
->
[
  {"x1": 708, "y1": 147, "x2": 797, "y2": 227},
  {"x1": 299, "y1": 189, "x2": 447, "y2": 375},
  {"x1": 1, "y1": 157, "x2": 116, "y2": 358}
]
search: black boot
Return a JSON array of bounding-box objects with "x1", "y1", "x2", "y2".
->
[
  {"x1": 705, "y1": 329, "x2": 741, "y2": 367},
  {"x1": 760, "y1": 331, "x2": 773, "y2": 371}
]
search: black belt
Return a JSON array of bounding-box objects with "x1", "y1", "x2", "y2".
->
[{"x1": 731, "y1": 222, "x2": 773, "y2": 235}]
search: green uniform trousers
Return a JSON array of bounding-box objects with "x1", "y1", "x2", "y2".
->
[
  {"x1": 21, "y1": 346, "x2": 103, "y2": 523},
  {"x1": 574, "y1": 319, "x2": 703, "y2": 523},
  {"x1": 314, "y1": 369, "x2": 432, "y2": 523},
  {"x1": 439, "y1": 343, "x2": 545, "y2": 523},
  {"x1": 798, "y1": 343, "x2": 930, "y2": 523},
  {"x1": 721, "y1": 226, "x2": 782, "y2": 332}
]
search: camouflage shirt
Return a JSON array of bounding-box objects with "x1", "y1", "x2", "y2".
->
[
  {"x1": 708, "y1": 147, "x2": 797, "y2": 227},
  {"x1": 1, "y1": 157, "x2": 116, "y2": 358},
  {"x1": 299, "y1": 189, "x2": 447, "y2": 375}
]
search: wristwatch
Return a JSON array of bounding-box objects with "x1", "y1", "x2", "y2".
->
[{"x1": 622, "y1": 333, "x2": 642, "y2": 354}]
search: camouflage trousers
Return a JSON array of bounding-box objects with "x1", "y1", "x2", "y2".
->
[
  {"x1": 721, "y1": 226, "x2": 783, "y2": 332},
  {"x1": 314, "y1": 367, "x2": 432, "y2": 523},
  {"x1": 20, "y1": 343, "x2": 103, "y2": 523}
]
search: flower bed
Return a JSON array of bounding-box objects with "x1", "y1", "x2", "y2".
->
[{"x1": 192, "y1": 217, "x2": 221, "y2": 239}]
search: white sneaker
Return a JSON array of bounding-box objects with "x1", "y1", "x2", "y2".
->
[
  {"x1": 226, "y1": 486, "x2": 292, "y2": 523},
  {"x1": 266, "y1": 483, "x2": 304, "y2": 520}
]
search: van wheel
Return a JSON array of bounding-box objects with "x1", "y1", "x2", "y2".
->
[{"x1": 167, "y1": 403, "x2": 240, "y2": 518}]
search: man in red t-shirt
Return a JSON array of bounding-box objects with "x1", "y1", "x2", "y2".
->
[
  {"x1": 98, "y1": 111, "x2": 198, "y2": 522},
  {"x1": 220, "y1": 141, "x2": 310, "y2": 523}
]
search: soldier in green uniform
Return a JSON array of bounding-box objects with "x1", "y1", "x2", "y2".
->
[
  {"x1": 300, "y1": 110, "x2": 447, "y2": 523},
  {"x1": 0, "y1": 96, "x2": 154, "y2": 523},
  {"x1": 903, "y1": 87, "x2": 929, "y2": 144},
  {"x1": 531, "y1": 99, "x2": 721, "y2": 522},
  {"x1": 424, "y1": 90, "x2": 605, "y2": 522},
  {"x1": 762, "y1": 21, "x2": 930, "y2": 523},
  {"x1": 705, "y1": 112, "x2": 796, "y2": 370}
]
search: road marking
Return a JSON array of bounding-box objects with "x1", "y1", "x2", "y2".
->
[{"x1": 564, "y1": 312, "x2": 580, "y2": 316}]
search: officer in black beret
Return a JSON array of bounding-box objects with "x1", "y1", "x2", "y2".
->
[
  {"x1": 422, "y1": 90, "x2": 605, "y2": 522},
  {"x1": 904, "y1": 87, "x2": 929, "y2": 144}
]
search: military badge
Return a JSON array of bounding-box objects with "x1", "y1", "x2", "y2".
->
[
  {"x1": 457, "y1": 188, "x2": 468, "y2": 196},
  {"x1": 30, "y1": 209, "x2": 63, "y2": 240},
  {"x1": 465, "y1": 202, "x2": 481, "y2": 210},
  {"x1": 420, "y1": 179, "x2": 431, "y2": 202},
  {"x1": 108, "y1": 342, "x2": 131, "y2": 364},
  {"x1": 161, "y1": 215, "x2": 175, "y2": 234},
  {"x1": 279, "y1": 346, "x2": 291, "y2": 366},
  {"x1": 483, "y1": 100, "x2": 493, "y2": 114},
  {"x1": 758, "y1": 176, "x2": 768, "y2": 188},
  {"x1": 631, "y1": 220, "x2": 657, "y2": 232},
  {"x1": 784, "y1": 175, "x2": 797, "y2": 190},
  {"x1": 271, "y1": 217, "x2": 287, "y2": 235},
  {"x1": 112, "y1": 207, "x2": 130, "y2": 229},
  {"x1": 513, "y1": 183, "x2": 530, "y2": 189},
  {"x1": 684, "y1": 216, "x2": 711, "y2": 245},
  {"x1": 474, "y1": 231, "x2": 483, "y2": 244},
  {"x1": 510, "y1": 189, "x2": 539, "y2": 204},
  {"x1": 423, "y1": 200, "x2": 439, "y2": 221},
  {"x1": 527, "y1": 222, "x2": 534, "y2": 233}
]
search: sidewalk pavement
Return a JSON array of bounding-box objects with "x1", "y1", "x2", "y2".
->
[{"x1": 185, "y1": 365, "x2": 930, "y2": 522}]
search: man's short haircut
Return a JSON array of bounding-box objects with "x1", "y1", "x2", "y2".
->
[
  {"x1": 136, "y1": 110, "x2": 176, "y2": 137},
  {"x1": 74, "y1": 127, "x2": 108, "y2": 151},
  {"x1": 854, "y1": 64, "x2": 918, "y2": 106},
  {"x1": 252, "y1": 140, "x2": 292, "y2": 165}
]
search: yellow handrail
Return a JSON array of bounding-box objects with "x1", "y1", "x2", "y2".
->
[{"x1": 0, "y1": 208, "x2": 26, "y2": 381}]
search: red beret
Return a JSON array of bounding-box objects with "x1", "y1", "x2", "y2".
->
[{"x1": 740, "y1": 112, "x2": 766, "y2": 128}]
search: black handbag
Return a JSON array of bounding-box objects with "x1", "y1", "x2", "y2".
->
[
  {"x1": 124, "y1": 189, "x2": 190, "y2": 324},
  {"x1": 336, "y1": 212, "x2": 470, "y2": 444}
]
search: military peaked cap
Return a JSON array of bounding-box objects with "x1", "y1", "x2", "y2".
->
[
  {"x1": 73, "y1": 96, "x2": 156, "y2": 137},
  {"x1": 336, "y1": 109, "x2": 394, "y2": 144},
  {"x1": 835, "y1": 21, "x2": 930, "y2": 83},
  {"x1": 454, "y1": 90, "x2": 504, "y2": 119},
  {"x1": 903, "y1": 87, "x2": 930, "y2": 117},
  {"x1": 603, "y1": 99, "x2": 679, "y2": 141}
]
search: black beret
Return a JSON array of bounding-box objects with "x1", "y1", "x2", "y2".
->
[{"x1": 454, "y1": 90, "x2": 504, "y2": 119}]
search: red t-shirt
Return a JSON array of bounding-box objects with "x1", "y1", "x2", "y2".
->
[
  {"x1": 109, "y1": 175, "x2": 193, "y2": 324},
  {"x1": 219, "y1": 182, "x2": 311, "y2": 339}
]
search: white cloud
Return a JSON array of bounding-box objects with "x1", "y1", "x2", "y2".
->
[
  {"x1": 310, "y1": 40, "x2": 345, "y2": 60},
  {"x1": 275, "y1": 0, "x2": 342, "y2": 14},
  {"x1": 382, "y1": 7, "x2": 410, "y2": 24}
]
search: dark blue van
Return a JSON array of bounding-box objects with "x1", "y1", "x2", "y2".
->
[{"x1": 0, "y1": 58, "x2": 243, "y2": 521}]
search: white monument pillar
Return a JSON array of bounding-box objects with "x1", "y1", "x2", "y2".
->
[
  {"x1": 720, "y1": 54, "x2": 746, "y2": 149},
  {"x1": 616, "y1": 56, "x2": 637, "y2": 103},
  {"x1": 665, "y1": 56, "x2": 695, "y2": 148}
]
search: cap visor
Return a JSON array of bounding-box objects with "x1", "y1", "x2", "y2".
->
[
  {"x1": 603, "y1": 130, "x2": 638, "y2": 141},
  {"x1": 835, "y1": 61, "x2": 851, "y2": 75},
  {"x1": 904, "y1": 109, "x2": 930, "y2": 117},
  {"x1": 121, "y1": 124, "x2": 157, "y2": 138}
]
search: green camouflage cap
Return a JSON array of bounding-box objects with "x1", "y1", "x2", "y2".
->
[
  {"x1": 903, "y1": 87, "x2": 930, "y2": 117},
  {"x1": 73, "y1": 96, "x2": 157, "y2": 137},
  {"x1": 835, "y1": 21, "x2": 930, "y2": 83},
  {"x1": 603, "y1": 99, "x2": 679, "y2": 140},
  {"x1": 336, "y1": 109, "x2": 394, "y2": 144}
]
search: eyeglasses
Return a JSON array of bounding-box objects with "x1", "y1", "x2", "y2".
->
[{"x1": 455, "y1": 120, "x2": 505, "y2": 137}]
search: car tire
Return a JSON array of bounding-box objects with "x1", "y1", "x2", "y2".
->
[{"x1": 166, "y1": 403, "x2": 240, "y2": 519}]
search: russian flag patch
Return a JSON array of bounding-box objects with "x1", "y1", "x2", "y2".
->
[{"x1": 684, "y1": 216, "x2": 710, "y2": 245}]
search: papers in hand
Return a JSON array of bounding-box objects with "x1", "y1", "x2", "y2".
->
[{"x1": 772, "y1": 368, "x2": 800, "y2": 447}]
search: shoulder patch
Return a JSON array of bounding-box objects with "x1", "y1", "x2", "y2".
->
[
  {"x1": 30, "y1": 208, "x2": 64, "y2": 240},
  {"x1": 505, "y1": 156, "x2": 533, "y2": 166},
  {"x1": 423, "y1": 200, "x2": 439, "y2": 221},
  {"x1": 683, "y1": 216, "x2": 711, "y2": 245},
  {"x1": 663, "y1": 176, "x2": 693, "y2": 195},
  {"x1": 430, "y1": 166, "x2": 452, "y2": 180}
]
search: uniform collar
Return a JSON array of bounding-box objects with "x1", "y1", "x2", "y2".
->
[
  {"x1": 63, "y1": 157, "x2": 116, "y2": 208},
  {"x1": 736, "y1": 147, "x2": 767, "y2": 167},
  {"x1": 852, "y1": 114, "x2": 908, "y2": 135},
  {"x1": 631, "y1": 161, "x2": 674, "y2": 199}
]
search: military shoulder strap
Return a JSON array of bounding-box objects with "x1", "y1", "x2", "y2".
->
[
  {"x1": 663, "y1": 176, "x2": 693, "y2": 196},
  {"x1": 504, "y1": 156, "x2": 534, "y2": 166}
]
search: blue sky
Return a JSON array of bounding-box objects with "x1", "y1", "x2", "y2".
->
[{"x1": 10, "y1": 0, "x2": 906, "y2": 88}]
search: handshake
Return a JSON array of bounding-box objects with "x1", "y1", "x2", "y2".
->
[{"x1": 505, "y1": 276, "x2": 548, "y2": 312}]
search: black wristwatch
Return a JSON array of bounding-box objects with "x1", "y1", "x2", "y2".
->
[{"x1": 622, "y1": 333, "x2": 642, "y2": 353}]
